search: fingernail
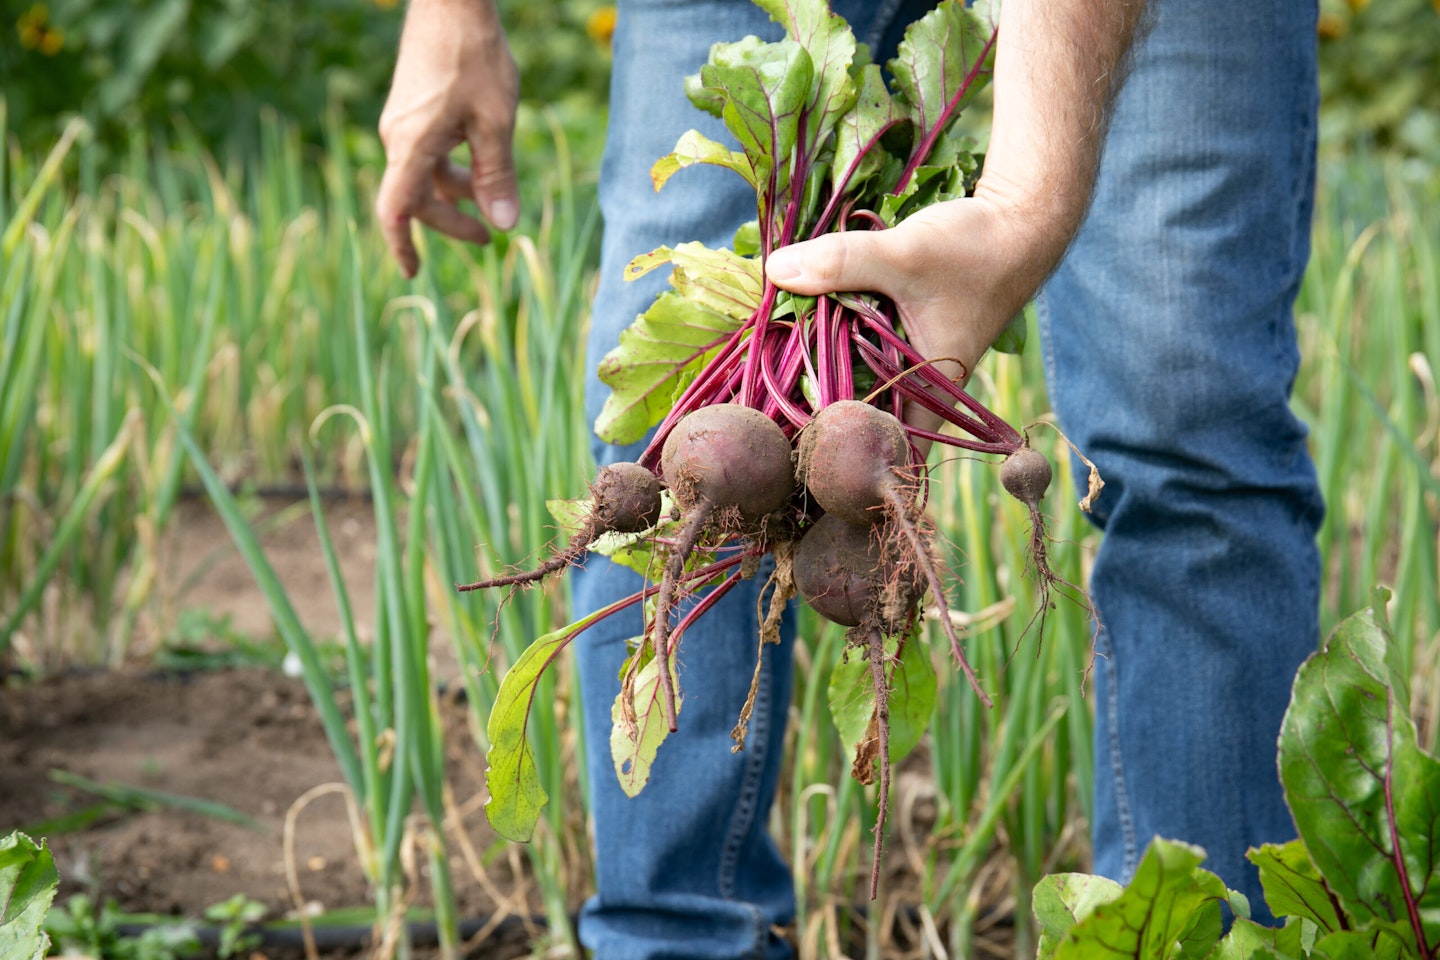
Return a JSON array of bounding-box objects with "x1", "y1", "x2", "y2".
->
[
  {"x1": 766, "y1": 252, "x2": 801, "y2": 283},
  {"x1": 488, "y1": 198, "x2": 518, "y2": 231}
]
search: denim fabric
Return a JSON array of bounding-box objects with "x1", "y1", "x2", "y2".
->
[
  {"x1": 1039, "y1": 0, "x2": 1325, "y2": 921},
  {"x1": 573, "y1": 0, "x2": 1325, "y2": 952}
]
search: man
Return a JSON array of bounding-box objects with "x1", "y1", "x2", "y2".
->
[{"x1": 375, "y1": 0, "x2": 1324, "y2": 955}]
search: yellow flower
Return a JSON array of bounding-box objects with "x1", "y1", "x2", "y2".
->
[
  {"x1": 1317, "y1": 11, "x2": 1347, "y2": 38},
  {"x1": 586, "y1": 6, "x2": 617, "y2": 48},
  {"x1": 17, "y1": 3, "x2": 63, "y2": 55}
]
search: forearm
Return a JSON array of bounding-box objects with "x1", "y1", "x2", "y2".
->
[{"x1": 978, "y1": 0, "x2": 1149, "y2": 262}]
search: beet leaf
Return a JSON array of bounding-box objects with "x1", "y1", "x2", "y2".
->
[
  {"x1": 827, "y1": 631, "x2": 936, "y2": 778},
  {"x1": 612, "y1": 653, "x2": 682, "y2": 797},
  {"x1": 1278, "y1": 590, "x2": 1440, "y2": 958},
  {"x1": 485, "y1": 604, "x2": 626, "y2": 841}
]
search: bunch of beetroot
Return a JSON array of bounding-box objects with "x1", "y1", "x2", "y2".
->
[{"x1": 469, "y1": 0, "x2": 1090, "y2": 895}]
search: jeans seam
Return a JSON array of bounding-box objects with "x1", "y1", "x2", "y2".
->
[
  {"x1": 1097, "y1": 625, "x2": 1138, "y2": 879},
  {"x1": 719, "y1": 642, "x2": 770, "y2": 903},
  {"x1": 1036, "y1": 292, "x2": 1057, "y2": 409}
]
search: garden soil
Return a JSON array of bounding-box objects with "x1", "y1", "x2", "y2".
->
[{"x1": 0, "y1": 498, "x2": 541, "y2": 959}]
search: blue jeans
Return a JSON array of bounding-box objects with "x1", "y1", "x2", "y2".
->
[
  {"x1": 573, "y1": 0, "x2": 1324, "y2": 953},
  {"x1": 1040, "y1": 0, "x2": 1325, "y2": 920}
]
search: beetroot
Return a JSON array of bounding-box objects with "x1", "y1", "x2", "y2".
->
[
  {"x1": 457, "y1": 460, "x2": 663, "y2": 593},
  {"x1": 661, "y1": 403, "x2": 794, "y2": 521},
  {"x1": 794, "y1": 514, "x2": 921, "y2": 632},
  {"x1": 794, "y1": 514, "x2": 881, "y2": 627},
  {"x1": 1001, "y1": 444, "x2": 1053, "y2": 507},
  {"x1": 798, "y1": 400, "x2": 914, "y2": 525},
  {"x1": 592, "y1": 461, "x2": 665, "y2": 534}
]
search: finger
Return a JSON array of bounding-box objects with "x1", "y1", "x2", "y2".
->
[
  {"x1": 434, "y1": 160, "x2": 476, "y2": 204},
  {"x1": 375, "y1": 163, "x2": 422, "y2": 278},
  {"x1": 413, "y1": 192, "x2": 492, "y2": 248},
  {"x1": 467, "y1": 127, "x2": 520, "y2": 231},
  {"x1": 764, "y1": 231, "x2": 899, "y2": 297}
]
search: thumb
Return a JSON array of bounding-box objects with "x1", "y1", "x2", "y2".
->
[
  {"x1": 764, "y1": 230, "x2": 899, "y2": 296},
  {"x1": 468, "y1": 130, "x2": 521, "y2": 231}
]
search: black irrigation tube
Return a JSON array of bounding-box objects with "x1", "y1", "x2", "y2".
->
[
  {"x1": 112, "y1": 901, "x2": 1016, "y2": 951},
  {"x1": 115, "y1": 912, "x2": 553, "y2": 952}
]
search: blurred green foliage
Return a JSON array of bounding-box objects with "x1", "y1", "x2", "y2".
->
[
  {"x1": 3, "y1": 0, "x2": 1438, "y2": 164},
  {"x1": 1318, "y1": 0, "x2": 1440, "y2": 161},
  {"x1": 2, "y1": 0, "x2": 614, "y2": 157}
]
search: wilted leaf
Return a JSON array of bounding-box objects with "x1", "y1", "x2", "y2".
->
[
  {"x1": 611, "y1": 655, "x2": 681, "y2": 796},
  {"x1": 666, "y1": 243, "x2": 765, "y2": 321},
  {"x1": 1034, "y1": 872, "x2": 1124, "y2": 960},
  {"x1": 828, "y1": 632, "x2": 935, "y2": 781},
  {"x1": 651, "y1": 129, "x2": 758, "y2": 192}
]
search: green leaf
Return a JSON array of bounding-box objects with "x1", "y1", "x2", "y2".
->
[
  {"x1": 887, "y1": 1, "x2": 996, "y2": 138},
  {"x1": 992, "y1": 307, "x2": 1029, "y2": 355},
  {"x1": 1047, "y1": 838, "x2": 1229, "y2": 960},
  {"x1": 1202, "y1": 918, "x2": 1293, "y2": 960},
  {"x1": 1309, "y1": 926, "x2": 1410, "y2": 960},
  {"x1": 0, "y1": 832, "x2": 58, "y2": 960},
  {"x1": 651, "y1": 129, "x2": 758, "y2": 192},
  {"x1": 1278, "y1": 590, "x2": 1440, "y2": 956},
  {"x1": 485, "y1": 609, "x2": 608, "y2": 841},
  {"x1": 827, "y1": 633, "x2": 936, "y2": 780},
  {"x1": 595, "y1": 291, "x2": 744, "y2": 444},
  {"x1": 755, "y1": 0, "x2": 858, "y2": 159},
  {"x1": 1249, "y1": 840, "x2": 1344, "y2": 934},
  {"x1": 733, "y1": 220, "x2": 762, "y2": 256},
  {"x1": 1034, "y1": 873, "x2": 1125, "y2": 960},
  {"x1": 830, "y1": 63, "x2": 901, "y2": 199},
  {"x1": 611, "y1": 655, "x2": 681, "y2": 797},
  {"x1": 698, "y1": 35, "x2": 813, "y2": 186}
]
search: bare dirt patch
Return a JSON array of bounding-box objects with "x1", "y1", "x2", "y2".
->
[
  {"x1": 0, "y1": 666, "x2": 540, "y2": 958},
  {"x1": 1, "y1": 496, "x2": 542, "y2": 958}
]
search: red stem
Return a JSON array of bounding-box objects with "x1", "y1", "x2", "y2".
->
[
  {"x1": 894, "y1": 27, "x2": 999, "y2": 195},
  {"x1": 1384, "y1": 686, "x2": 1432, "y2": 958}
]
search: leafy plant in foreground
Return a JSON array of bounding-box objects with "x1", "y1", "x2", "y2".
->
[
  {"x1": 0, "y1": 831, "x2": 58, "y2": 960},
  {"x1": 43, "y1": 894, "x2": 203, "y2": 960},
  {"x1": 1031, "y1": 589, "x2": 1440, "y2": 959}
]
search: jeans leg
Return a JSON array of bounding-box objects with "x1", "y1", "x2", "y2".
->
[
  {"x1": 1038, "y1": 0, "x2": 1325, "y2": 921},
  {"x1": 574, "y1": 2, "x2": 939, "y2": 956}
]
